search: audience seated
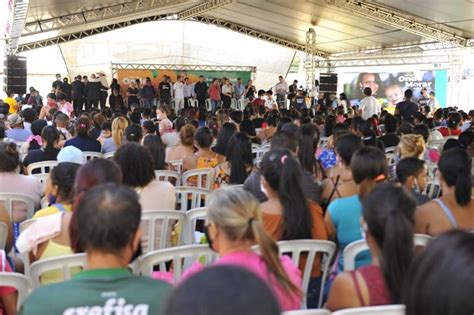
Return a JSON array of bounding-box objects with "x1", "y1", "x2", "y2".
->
[
  {"x1": 143, "y1": 134, "x2": 167, "y2": 171},
  {"x1": 21, "y1": 119, "x2": 47, "y2": 153},
  {"x1": 19, "y1": 183, "x2": 172, "y2": 314},
  {"x1": 101, "y1": 116, "x2": 128, "y2": 153},
  {"x1": 398, "y1": 134, "x2": 425, "y2": 159},
  {"x1": 396, "y1": 157, "x2": 430, "y2": 205},
  {"x1": 0, "y1": 142, "x2": 42, "y2": 222},
  {"x1": 259, "y1": 149, "x2": 328, "y2": 307},
  {"x1": 5, "y1": 114, "x2": 32, "y2": 142},
  {"x1": 64, "y1": 116, "x2": 101, "y2": 152},
  {"x1": 212, "y1": 122, "x2": 237, "y2": 165},
  {"x1": 125, "y1": 124, "x2": 143, "y2": 143},
  {"x1": 326, "y1": 184, "x2": 415, "y2": 311},
  {"x1": 180, "y1": 187, "x2": 302, "y2": 311},
  {"x1": 165, "y1": 266, "x2": 281, "y2": 315},
  {"x1": 0, "y1": 249, "x2": 16, "y2": 314},
  {"x1": 182, "y1": 127, "x2": 218, "y2": 173},
  {"x1": 214, "y1": 132, "x2": 254, "y2": 188},
  {"x1": 402, "y1": 230, "x2": 474, "y2": 315},
  {"x1": 166, "y1": 124, "x2": 196, "y2": 163},
  {"x1": 23, "y1": 126, "x2": 61, "y2": 174},
  {"x1": 415, "y1": 148, "x2": 473, "y2": 235},
  {"x1": 325, "y1": 147, "x2": 389, "y2": 271}
]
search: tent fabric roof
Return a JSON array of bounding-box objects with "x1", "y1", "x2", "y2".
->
[{"x1": 21, "y1": 0, "x2": 474, "y2": 55}]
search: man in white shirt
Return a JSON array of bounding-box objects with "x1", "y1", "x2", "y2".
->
[
  {"x1": 173, "y1": 76, "x2": 185, "y2": 112},
  {"x1": 183, "y1": 77, "x2": 194, "y2": 108},
  {"x1": 427, "y1": 91, "x2": 439, "y2": 114},
  {"x1": 274, "y1": 76, "x2": 289, "y2": 109},
  {"x1": 359, "y1": 87, "x2": 380, "y2": 120}
]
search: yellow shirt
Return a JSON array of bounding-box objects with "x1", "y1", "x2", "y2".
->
[
  {"x1": 4, "y1": 97, "x2": 18, "y2": 114},
  {"x1": 33, "y1": 204, "x2": 72, "y2": 218}
]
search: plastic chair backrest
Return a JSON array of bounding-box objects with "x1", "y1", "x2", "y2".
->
[
  {"x1": 277, "y1": 240, "x2": 336, "y2": 309},
  {"x1": 423, "y1": 181, "x2": 441, "y2": 199},
  {"x1": 188, "y1": 99, "x2": 198, "y2": 108},
  {"x1": 343, "y1": 234, "x2": 432, "y2": 271},
  {"x1": 282, "y1": 310, "x2": 331, "y2": 315},
  {"x1": 205, "y1": 99, "x2": 212, "y2": 112},
  {"x1": 141, "y1": 210, "x2": 187, "y2": 253},
  {"x1": 0, "y1": 193, "x2": 35, "y2": 221},
  {"x1": 182, "y1": 168, "x2": 214, "y2": 190},
  {"x1": 29, "y1": 253, "x2": 87, "y2": 289},
  {"x1": 319, "y1": 137, "x2": 329, "y2": 149},
  {"x1": 103, "y1": 151, "x2": 115, "y2": 159},
  {"x1": 384, "y1": 146, "x2": 397, "y2": 154},
  {"x1": 26, "y1": 160, "x2": 58, "y2": 177},
  {"x1": 175, "y1": 187, "x2": 210, "y2": 212},
  {"x1": 155, "y1": 170, "x2": 181, "y2": 186},
  {"x1": 332, "y1": 304, "x2": 405, "y2": 315},
  {"x1": 0, "y1": 222, "x2": 7, "y2": 249},
  {"x1": 139, "y1": 244, "x2": 217, "y2": 280},
  {"x1": 18, "y1": 218, "x2": 36, "y2": 277},
  {"x1": 252, "y1": 143, "x2": 270, "y2": 160},
  {"x1": 82, "y1": 151, "x2": 103, "y2": 163},
  {"x1": 0, "y1": 273, "x2": 30, "y2": 310},
  {"x1": 185, "y1": 207, "x2": 207, "y2": 245},
  {"x1": 168, "y1": 160, "x2": 183, "y2": 174}
]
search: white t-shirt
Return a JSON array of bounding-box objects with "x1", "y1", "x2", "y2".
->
[
  {"x1": 359, "y1": 96, "x2": 380, "y2": 120},
  {"x1": 173, "y1": 82, "x2": 185, "y2": 99},
  {"x1": 222, "y1": 84, "x2": 232, "y2": 95},
  {"x1": 265, "y1": 98, "x2": 277, "y2": 110},
  {"x1": 274, "y1": 82, "x2": 288, "y2": 95}
]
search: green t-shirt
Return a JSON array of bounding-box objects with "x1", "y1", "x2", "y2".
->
[{"x1": 20, "y1": 268, "x2": 172, "y2": 315}]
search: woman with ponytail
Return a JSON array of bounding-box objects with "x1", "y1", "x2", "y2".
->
[
  {"x1": 23, "y1": 125, "x2": 61, "y2": 174},
  {"x1": 64, "y1": 116, "x2": 101, "y2": 152},
  {"x1": 260, "y1": 149, "x2": 328, "y2": 308},
  {"x1": 326, "y1": 183, "x2": 415, "y2": 310},
  {"x1": 416, "y1": 148, "x2": 473, "y2": 235},
  {"x1": 181, "y1": 187, "x2": 302, "y2": 311},
  {"x1": 102, "y1": 116, "x2": 128, "y2": 154},
  {"x1": 325, "y1": 146, "x2": 389, "y2": 272}
]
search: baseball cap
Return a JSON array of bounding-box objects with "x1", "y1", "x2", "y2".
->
[
  {"x1": 57, "y1": 146, "x2": 84, "y2": 165},
  {"x1": 7, "y1": 114, "x2": 23, "y2": 126}
]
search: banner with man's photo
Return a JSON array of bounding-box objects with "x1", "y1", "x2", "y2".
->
[{"x1": 342, "y1": 70, "x2": 447, "y2": 111}]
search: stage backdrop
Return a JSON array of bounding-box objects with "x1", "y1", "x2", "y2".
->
[
  {"x1": 342, "y1": 70, "x2": 447, "y2": 110},
  {"x1": 116, "y1": 69, "x2": 252, "y2": 96}
]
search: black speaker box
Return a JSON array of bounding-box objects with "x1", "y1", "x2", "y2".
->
[
  {"x1": 3, "y1": 56, "x2": 27, "y2": 95},
  {"x1": 319, "y1": 73, "x2": 338, "y2": 95}
]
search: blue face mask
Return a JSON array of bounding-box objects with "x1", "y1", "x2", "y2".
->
[{"x1": 47, "y1": 194, "x2": 57, "y2": 206}]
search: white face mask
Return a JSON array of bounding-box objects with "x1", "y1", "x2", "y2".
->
[{"x1": 260, "y1": 182, "x2": 268, "y2": 196}]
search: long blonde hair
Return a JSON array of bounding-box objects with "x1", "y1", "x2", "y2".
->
[
  {"x1": 398, "y1": 134, "x2": 425, "y2": 159},
  {"x1": 112, "y1": 117, "x2": 129, "y2": 147},
  {"x1": 207, "y1": 187, "x2": 301, "y2": 296}
]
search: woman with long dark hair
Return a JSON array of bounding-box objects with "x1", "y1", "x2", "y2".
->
[
  {"x1": 325, "y1": 146, "x2": 389, "y2": 271},
  {"x1": 143, "y1": 134, "x2": 166, "y2": 170},
  {"x1": 212, "y1": 122, "x2": 237, "y2": 165},
  {"x1": 327, "y1": 183, "x2": 415, "y2": 310},
  {"x1": 298, "y1": 124, "x2": 322, "y2": 180},
  {"x1": 416, "y1": 148, "x2": 473, "y2": 235},
  {"x1": 214, "y1": 132, "x2": 254, "y2": 188},
  {"x1": 23, "y1": 126, "x2": 61, "y2": 174},
  {"x1": 64, "y1": 116, "x2": 101, "y2": 152},
  {"x1": 259, "y1": 149, "x2": 328, "y2": 307}
]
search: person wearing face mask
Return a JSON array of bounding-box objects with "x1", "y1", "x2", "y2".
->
[
  {"x1": 180, "y1": 187, "x2": 302, "y2": 311},
  {"x1": 39, "y1": 93, "x2": 59, "y2": 120},
  {"x1": 396, "y1": 158, "x2": 430, "y2": 205}
]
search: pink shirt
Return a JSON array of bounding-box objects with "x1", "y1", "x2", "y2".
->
[
  {"x1": 59, "y1": 102, "x2": 74, "y2": 118},
  {"x1": 181, "y1": 251, "x2": 302, "y2": 311},
  {"x1": 0, "y1": 250, "x2": 16, "y2": 315},
  {"x1": 209, "y1": 84, "x2": 221, "y2": 101}
]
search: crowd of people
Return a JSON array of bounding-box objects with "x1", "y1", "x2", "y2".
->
[{"x1": 0, "y1": 72, "x2": 473, "y2": 315}]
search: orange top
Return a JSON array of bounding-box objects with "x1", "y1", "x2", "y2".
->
[{"x1": 262, "y1": 200, "x2": 328, "y2": 277}]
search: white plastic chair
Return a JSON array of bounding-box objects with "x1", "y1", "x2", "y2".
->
[
  {"x1": 18, "y1": 218, "x2": 36, "y2": 277},
  {"x1": 0, "y1": 193, "x2": 35, "y2": 222},
  {"x1": 238, "y1": 99, "x2": 247, "y2": 111},
  {"x1": 252, "y1": 143, "x2": 270, "y2": 161},
  {"x1": 139, "y1": 244, "x2": 217, "y2": 280},
  {"x1": 103, "y1": 151, "x2": 115, "y2": 159},
  {"x1": 175, "y1": 187, "x2": 210, "y2": 212},
  {"x1": 384, "y1": 146, "x2": 397, "y2": 154},
  {"x1": 168, "y1": 160, "x2": 183, "y2": 174},
  {"x1": 188, "y1": 98, "x2": 198, "y2": 108},
  {"x1": 332, "y1": 304, "x2": 405, "y2": 315},
  {"x1": 425, "y1": 162, "x2": 438, "y2": 181},
  {"x1": 0, "y1": 273, "x2": 30, "y2": 310},
  {"x1": 82, "y1": 151, "x2": 103, "y2": 163},
  {"x1": 277, "y1": 240, "x2": 336, "y2": 309},
  {"x1": 29, "y1": 253, "x2": 87, "y2": 289},
  {"x1": 205, "y1": 99, "x2": 212, "y2": 112},
  {"x1": 141, "y1": 210, "x2": 187, "y2": 253},
  {"x1": 184, "y1": 207, "x2": 207, "y2": 245},
  {"x1": 155, "y1": 170, "x2": 181, "y2": 186},
  {"x1": 26, "y1": 161, "x2": 58, "y2": 186},
  {"x1": 182, "y1": 168, "x2": 214, "y2": 191},
  {"x1": 343, "y1": 234, "x2": 432, "y2": 271},
  {"x1": 282, "y1": 310, "x2": 331, "y2": 315},
  {"x1": 0, "y1": 222, "x2": 7, "y2": 249}
]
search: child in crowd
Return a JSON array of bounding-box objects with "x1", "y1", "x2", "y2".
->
[{"x1": 396, "y1": 157, "x2": 430, "y2": 205}]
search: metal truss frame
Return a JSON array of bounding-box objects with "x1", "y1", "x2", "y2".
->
[
  {"x1": 178, "y1": 0, "x2": 235, "y2": 20},
  {"x1": 6, "y1": 0, "x2": 30, "y2": 55},
  {"x1": 193, "y1": 16, "x2": 330, "y2": 58},
  {"x1": 112, "y1": 63, "x2": 256, "y2": 72},
  {"x1": 16, "y1": 14, "x2": 176, "y2": 53},
  {"x1": 305, "y1": 28, "x2": 317, "y2": 92},
  {"x1": 319, "y1": 54, "x2": 450, "y2": 68},
  {"x1": 22, "y1": 0, "x2": 189, "y2": 36},
  {"x1": 327, "y1": 0, "x2": 469, "y2": 48}
]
